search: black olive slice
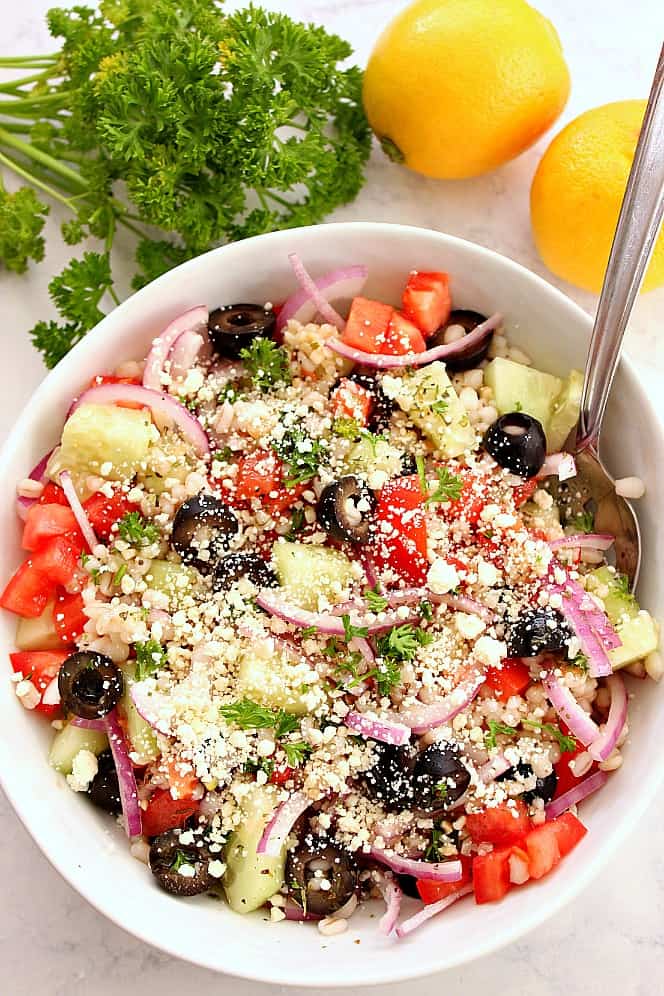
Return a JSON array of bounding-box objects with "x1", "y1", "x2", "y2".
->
[
  {"x1": 362, "y1": 742, "x2": 418, "y2": 812},
  {"x1": 213, "y1": 552, "x2": 278, "y2": 590},
  {"x1": 286, "y1": 837, "x2": 358, "y2": 917},
  {"x1": 87, "y1": 750, "x2": 122, "y2": 815},
  {"x1": 483, "y1": 412, "x2": 547, "y2": 478},
  {"x1": 208, "y1": 304, "x2": 276, "y2": 359},
  {"x1": 506, "y1": 607, "x2": 571, "y2": 657},
  {"x1": 149, "y1": 830, "x2": 214, "y2": 897},
  {"x1": 317, "y1": 475, "x2": 376, "y2": 544},
  {"x1": 171, "y1": 493, "x2": 239, "y2": 570},
  {"x1": 412, "y1": 742, "x2": 471, "y2": 812},
  {"x1": 430, "y1": 309, "x2": 493, "y2": 371},
  {"x1": 58, "y1": 652, "x2": 123, "y2": 720}
]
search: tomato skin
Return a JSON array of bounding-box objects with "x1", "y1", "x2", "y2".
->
[
  {"x1": 373, "y1": 474, "x2": 428, "y2": 585},
  {"x1": 235, "y1": 450, "x2": 282, "y2": 500},
  {"x1": 383, "y1": 311, "x2": 427, "y2": 354},
  {"x1": 141, "y1": 788, "x2": 199, "y2": 837},
  {"x1": 0, "y1": 560, "x2": 55, "y2": 618},
  {"x1": 466, "y1": 801, "x2": 531, "y2": 847},
  {"x1": 512, "y1": 478, "x2": 538, "y2": 508},
  {"x1": 83, "y1": 491, "x2": 138, "y2": 542},
  {"x1": 341, "y1": 297, "x2": 394, "y2": 353},
  {"x1": 472, "y1": 847, "x2": 512, "y2": 904},
  {"x1": 269, "y1": 765, "x2": 296, "y2": 786},
  {"x1": 402, "y1": 271, "x2": 452, "y2": 335},
  {"x1": 22, "y1": 503, "x2": 79, "y2": 552},
  {"x1": 524, "y1": 822, "x2": 561, "y2": 879},
  {"x1": 53, "y1": 590, "x2": 87, "y2": 645},
  {"x1": 443, "y1": 475, "x2": 489, "y2": 527},
  {"x1": 549, "y1": 812, "x2": 587, "y2": 857},
  {"x1": 10, "y1": 650, "x2": 68, "y2": 717},
  {"x1": 483, "y1": 658, "x2": 531, "y2": 701},
  {"x1": 553, "y1": 725, "x2": 595, "y2": 798},
  {"x1": 30, "y1": 533, "x2": 86, "y2": 591},
  {"x1": 164, "y1": 759, "x2": 200, "y2": 800},
  {"x1": 330, "y1": 379, "x2": 373, "y2": 424},
  {"x1": 89, "y1": 375, "x2": 144, "y2": 409},
  {"x1": 39, "y1": 482, "x2": 69, "y2": 506},
  {"x1": 417, "y1": 856, "x2": 472, "y2": 904}
]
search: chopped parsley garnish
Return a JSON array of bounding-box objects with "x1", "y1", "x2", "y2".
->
[
  {"x1": 244, "y1": 757, "x2": 275, "y2": 779},
  {"x1": 240, "y1": 338, "x2": 291, "y2": 391},
  {"x1": 134, "y1": 639, "x2": 168, "y2": 681},
  {"x1": 213, "y1": 446, "x2": 233, "y2": 464},
  {"x1": 425, "y1": 467, "x2": 464, "y2": 504},
  {"x1": 177, "y1": 394, "x2": 199, "y2": 413},
  {"x1": 419, "y1": 599, "x2": 434, "y2": 621},
  {"x1": 220, "y1": 698, "x2": 299, "y2": 740},
  {"x1": 273, "y1": 427, "x2": 327, "y2": 486},
  {"x1": 523, "y1": 720, "x2": 577, "y2": 753},
  {"x1": 484, "y1": 720, "x2": 518, "y2": 749},
  {"x1": 300, "y1": 625, "x2": 318, "y2": 639},
  {"x1": 376, "y1": 624, "x2": 433, "y2": 662},
  {"x1": 332, "y1": 417, "x2": 361, "y2": 439},
  {"x1": 333, "y1": 651, "x2": 366, "y2": 689},
  {"x1": 572, "y1": 652, "x2": 589, "y2": 672},
  {"x1": 323, "y1": 637, "x2": 340, "y2": 657},
  {"x1": 424, "y1": 824, "x2": 444, "y2": 862},
  {"x1": 373, "y1": 657, "x2": 403, "y2": 697},
  {"x1": 112, "y1": 563, "x2": 127, "y2": 587},
  {"x1": 117, "y1": 511, "x2": 159, "y2": 547},
  {"x1": 285, "y1": 506, "x2": 306, "y2": 542},
  {"x1": 341, "y1": 614, "x2": 369, "y2": 642},
  {"x1": 435, "y1": 781, "x2": 448, "y2": 799},
  {"x1": 283, "y1": 741, "x2": 313, "y2": 767},
  {"x1": 364, "y1": 585, "x2": 388, "y2": 613},
  {"x1": 170, "y1": 849, "x2": 193, "y2": 873},
  {"x1": 571, "y1": 509, "x2": 595, "y2": 533},
  {"x1": 415, "y1": 454, "x2": 428, "y2": 496},
  {"x1": 431, "y1": 396, "x2": 449, "y2": 416},
  {"x1": 218, "y1": 382, "x2": 243, "y2": 404}
]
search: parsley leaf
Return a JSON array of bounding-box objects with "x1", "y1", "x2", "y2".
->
[
  {"x1": 365, "y1": 586, "x2": 388, "y2": 613},
  {"x1": 0, "y1": 181, "x2": 48, "y2": 274},
  {"x1": 117, "y1": 511, "x2": 159, "y2": 547},
  {"x1": 341, "y1": 614, "x2": 369, "y2": 642},
  {"x1": 112, "y1": 563, "x2": 127, "y2": 587},
  {"x1": 522, "y1": 720, "x2": 577, "y2": 753},
  {"x1": 415, "y1": 454, "x2": 428, "y2": 496},
  {"x1": 484, "y1": 720, "x2": 518, "y2": 750},
  {"x1": 373, "y1": 656, "x2": 403, "y2": 697},
  {"x1": 376, "y1": 624, "x2": 432, "y2": 662},
  {"x1": 283, "y1": 741, "x2": 313, "y2": 767},
  {"x1": 273, "y1": 426, "x2": 327, "y2": 486},
  {"x1": 240, "y1": 338, "x2": 291, "y2": 391},
  {"x1": 134, "y1": 639, "x2": 168, "y2": 681},
  {"x1": 220, "y1": 698, "x2": 299, "y2": 739},
  {"x1": 425, "y1": 467, "x2": 464, "y2": 505},
  {"x1": 332, "y1": 417, "x2": 360, "y2": 439},
  {"x1": 170, "y1": 849, "x2": 193, "y2": 873},
  {"x1": 424, "y1": 825, "x2": 443, "y2": 862},
  {"x1": 571, "y1": 510, "x2": 595, "y2": 533}
]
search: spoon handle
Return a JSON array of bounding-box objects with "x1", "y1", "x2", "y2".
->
[{"x1": 578, "y1": 43, "x2": 664, "y2": 450}]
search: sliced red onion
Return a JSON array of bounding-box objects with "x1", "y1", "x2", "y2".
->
[
  {"x1": 545, "y1": 769, "x2": 608, "y2": 820},
  {"x1": 277, "y1": 264, "x2": 368, "y2": 332},
  {"x1": 563, "y1": 577, "x2": 622, "y2": 650},
  {"x1": 395, "y1": 674, "x2": 484, "y2": 734},
  {"x1": 375, "y1": 871, "x2": 403, "y2": 936},
  {"x1": 589, "y1": 673, "x2": 628, "y2": 762},
  {"x1": 395, "y1": 884, "x2": 473, "y2": 939},
  {"x1": 550, "y1": 534, "x2": 614, "y2": 551},
  {"x1": 130, "y1": 683, "x2": 172, "y2": 735},
  {"x1": 71, "y1": 716, "x2": 106, "y2": 731},
  {"x1": 59, "y1": 470, "x2": 98, "y2": 551},
  {"x1": 479, "y1": 753, "x2": 512, "y2": 783},
  {"x1": 561, "y1": 596, "x2": 613, "y2": 678},
  {"x1": 142, "y1": 305, "x2": 208, "y2": 390},
  {"x1": 71, "y1": 382, "x2": 210, "y2": 458},
  {"x1": 345, "y1": 711, "x2": 411, "y2": 747},
  {"x1": 283, "y1": 902, "x2": 321, "y2": 922},
  {"x1": 383, "y1": 587, "x2": 493, "y2": 623},
  {"x1": 326, "y1": 313, "x2": 502, "y2": 369},
  {"x1": 256, "y1": 590, "x2": 419, "y2": 636},
  {"x1": 104, "y1": 709, "x2": 142, "y2": 837},
  {"x1": 169, "y1": 329, "x2": 210, "y2": 381},
  {"x1": 358, "y1": 549, "x2": 378, "y2": 590},
  {"x1": 540, "y1": 452, "x2": 577, "y2": 481},
  {"x1": 256, "y1": 790, "x2": 311, "y2": 858},
  {"x1": 288, "y1": 253, "x2": 346, "y2": 330},
  {"x1": 42, "y1": 677, "x2": 61, "y2": 707},
  {"x1": 369, "y1": 846, "x2": 462, "y2": 883},
  {"x1": 16, "y1": 449, "x2": 52, "y2": 520},
  {"x1": 541, "y1": 667, "x2": 600, "y2": 746},
  {"x1": 349, "y1": 636, "x2": 375, "y2": 663}
]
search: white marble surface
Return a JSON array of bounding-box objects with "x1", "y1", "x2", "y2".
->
[{"x1": 1, "y1": 0, "x2": 663, "y2": 992}]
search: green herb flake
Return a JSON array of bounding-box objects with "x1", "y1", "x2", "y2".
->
[
  {"x1": 134, "y1": 638, "x2": 168, "y2": 681},
  {"x1": 283, "y1": 741, "x2": 313, "y2": 767},
  {"x1": 484, "y1": 719, "x2": 518, "y2": 750},
  {"x1": 364, "y1": 585, "x2": 388, "y2": 613},
  {"x1": 117, "y1": 511, "x2": 159, "y2": 547},
  {"x1": 332, "y1": 417, "x2": 360, "y2": 440},
  {"x1": 425, "y1": 467, "x2": 464, "y2": 505},
  {"x1": 240, "y1": 338, "x2": 291, "y2": 391}
]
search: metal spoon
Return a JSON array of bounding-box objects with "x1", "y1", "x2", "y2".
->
[{"x1": 557, "y1": 44, "x2": 664, "y2": 588}]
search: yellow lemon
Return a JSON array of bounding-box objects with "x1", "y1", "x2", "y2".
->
[
  {"x1": 531, "y1": 100, "x2": 664, "y2": 293},
  {"x1": 362, "y1": 0, "x2": 570, "y2": 180}
]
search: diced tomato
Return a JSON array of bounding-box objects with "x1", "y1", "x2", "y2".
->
[
  {"x1": 141, "y1": 788, "x2": 199, "y2": 838},
  {"x1": 512, "y1": 478, "x2": 538, "y2": 508},
  {"x1": 0, "y1": 560, "x2": 55, "y2": 618},
  {"x1": 39, "y1": 482, "x2": 69, "y2": 506},
  {"x1": 373, "y1": 474, "x2": 428, "y2": 585},
  {"x1": 269, "y1": 764, "x2": 296, "y2": 786},
  {"x1": 10, "y1": 650, "x2": 68, "y2": 717},
  {"x1": 89, "y1": 374, "x2": 144, "y2": 410},
  {"x1": 330, "y1": 378, "x2": 373, "y2": 425},
  {"x1": 30, "y1": 533, "x2": 86, "y2": 591},
  {"x1": 443, "y1": 474, "x2": 489, "y2": 527},
  {"x1": 22, "y1": 503, "x2": 79, "y2": 552},
  {"x1": 472, "y1": 847, "x2": 512, "y2": 904},
  {"x1": 402, "y1": 271, "x2": 452, "y2": 335},
  {"x1": 417, "y1": 856, "x2": 472, "y2": 904},
  {"x1": 165, "y1": 758, "x2": 200, "y2": 800},
  {"x1": 524, "y1": 822, "x2": 561, "y2": 879},
  {"x1": 383, "y1": 311, "x2": 427, "y2": 355},
  {"x1": 235, "y1": 450, "x2": 282, "y2": 501},
  {"x1": 553, "y1": 731, "x2": 595, "y2": 798},
  {"x1": 483, "y1": 658, "x2": 531, "y2": 701},
  {"x1": 340, "y1": 297, "x2": 394, "y2": 354},
  {"x1": 263, "y1": 483, "x2": 307, "y2": 516},
  {"x1": 548, "y1": 812, "x2": 587, "y2": 857},
  {"x1": 466, "y1": 801, "x2": 531, "y2": 847},
  {"x1": 53, "y1": 591, "x2": 87, "y2": 645},
  {"x1": 83, "y1": 491, "x2": 138, "y2": 542}
]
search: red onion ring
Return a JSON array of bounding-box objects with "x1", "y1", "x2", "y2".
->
[
  {"x1": 563, "y1": 576, "x2": 622, "y2": 650},
  {"x1": 283, "y1": 902, "x2": 321, "y2": 922},
  {"x1": 277, "y1": 264, "x2": 368, "y2": 333},
  {"x1": 104, "y1": 709, "x2": 142, "y2": 837},
  {"x1": 345, "y1": 711, "x2": 411, "y2": 747},
  {"x1": 326, "y1": 313, "x2": 502, "y2": 369},
  {"x1": 369, "y1": 846, "x2": 462, "y2": 883},
  {"x1": 395, "y1": 673, "x2": 484, "y2": 734},
  {"x1": 358, "y1": 549, "x2": 378, "y2": 590},
  {"x1": 142, "y1": 305, "x2": 208, "y2": 391},
  {"x1": 169, "y1": 328, "x2": 211, "y2": 381},
  {"x1": 71, "y1": 716, "x2": 106, "y2": 731},
  {"x1": 59, "y1": 470, "x2": 98, "y2": 551},
  {"x1": 541, "y1": 665, "x2": 600, "y2": 746},
  {"x1": 256, "y1": 790, "x2": 311, "y2": 857},
  {"x1": 130, "y1": 683, "x2": 171, "y2": 735},
  {"x1": 539, "y1": 452, "x2": 577, "y2": 481},
  {"x1": 374, "y1": 871, "x2": 403, "y2": 936},
  {"x1": 16, "y1": 449, "x2": 52, "y2": 521},
  {"x1": 71, "y1": 382, "x2": 210, "y2": 458},
  {"x1": 385, "y1": 587, "x2": 494, "y2": 624},
  {"x1": 550, "y1": 534, "x2": 614, "y2": 552},
  {"x1": 588, "y1": 673, "x2": 628, "y2": 762},
  {"x1": 395, "y1": 884, "x2": 473, "y2": 939},
  {"x1": 479, "y1": 753, "x2": 512, "y2": 783},
  {"x1": 256, "y1": 590, "x2": 419, "y2": 636},
  {"x1": 544, "y1": 769, "x2": 608, "y2": 820},
  {"x1": 288, "y1": 253, "x2": 346, "y2": 329}
]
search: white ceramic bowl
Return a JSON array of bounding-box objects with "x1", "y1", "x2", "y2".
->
[{"x1": 1, "y1": 223, "x2": 662, "y2": 986}]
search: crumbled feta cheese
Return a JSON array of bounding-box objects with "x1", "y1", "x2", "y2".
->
[
  {"x1": 427, "y1": 559, "x2": 460, "y2": 594},
  {"x1": 476, "y1": 558, "x2": 500, "y2": 587},
  {"x1": 66, "y1": 750, "x2": 99, "y2": 793},
  {"x1": 454, "y1": 612, "x2": 486, "y2": 640},
  {"x1": 474, "y1": 636, "x2": 507, "y2": 668}
]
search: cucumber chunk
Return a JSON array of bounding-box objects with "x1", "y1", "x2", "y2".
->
[
  {"x1": 343, "y1": 436, "x2": 403, "y2": 483},
  {"x1": 16, "y1": 600, "x2": 62, "y2": 651},
  {"x1": 145, "y1": 559, "x2": 195, "y2": 600},
  {"x1": 48, "y1": 403, "x2": 156, "y2": 487},
  {"x1": 238, "y1": 645, "x2": 321, "y2": 716},
  {"x1": 49, "y1": 721, "x2": 108, "y2": 775},
  {"x1": 586, "y1": 567, "x2": 660, "y2": 668},
  {"x1": 272, "y1": 542, "x2": 355, "y2": 611},
  {"x1": 223, "y1": 785, "x2": 286, "y2": 913},
  {"x1": 118, "y1": 662, "x2": 159, "y2": 765},
  {"x1": 548, "y1": 370, "x2": 584, "y2": 452},
  {"x1": 385, "y1": 362, "x2": 475, "y2": 457}
]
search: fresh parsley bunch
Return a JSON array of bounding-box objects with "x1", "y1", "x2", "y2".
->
[{"x1": 0, "y1": 0, "x2": 371, "y2": 367}]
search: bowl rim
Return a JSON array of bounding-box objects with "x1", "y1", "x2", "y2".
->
[{"x1": 1, "y1": 221, "x2": 662, "y2": 985}]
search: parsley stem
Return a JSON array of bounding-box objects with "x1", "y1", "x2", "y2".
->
[
  {"x1": 0, "y1": 127, "x2": 85, "y2": 187},
  {"x1": 0, "y1": 150, "x2": 76, "y2": 209},
  {"x1": 0, "y1": 70, "x2": 57, "y2": 93},
  {"x1": 0, "y1": 55, "x2": 59, "y2": 67},
  {"x1": 0, "y1": 92, "x2": 69, "y2": 113}
]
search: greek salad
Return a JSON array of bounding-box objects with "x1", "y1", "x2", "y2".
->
[{"x1": 2, "y1": 256, "x2": 660, "y2": 937}]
